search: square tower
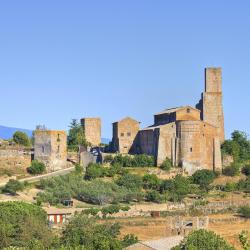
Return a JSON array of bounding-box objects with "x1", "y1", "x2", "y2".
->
[
  {"x1": 81, "y1": 118, "x2": 101, "y2": 146},
  {"x1": 200, "y1": 68, "x2": 225, "y2": 142},
  {"x1": 34, "y1": 130, "x2": 67, "y2": 172}
]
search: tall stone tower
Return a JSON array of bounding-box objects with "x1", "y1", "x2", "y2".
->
[
  {"x1": 198, "y1": 68, "x2": 225, "y2": 142},
  {"x1": 81, "y1": 118, "x2": 101, "y2": 146}
]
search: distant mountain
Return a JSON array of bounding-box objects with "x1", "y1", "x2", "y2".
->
[
  {"x1": 0, "y1": 125, "x2": 33, "y2": 140},
  {"x1": 0, "y1": 125, "x2": 111, "y2": 144}
]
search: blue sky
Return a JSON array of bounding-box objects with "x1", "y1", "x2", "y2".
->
[{"x1": 0, "y1": 1, "x2": 250, "y2": 139}]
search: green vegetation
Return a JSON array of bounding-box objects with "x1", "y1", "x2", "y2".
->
[
  {"x1": 0, "y1": 202, "x2": 53, "y2": 249},
  {"x1": 2, "y1": 179, "x2": 25, "y2": 195},
  {"x1": 0, "y1": 202, "x2": 137, "y2": 249},
  {"x1": 160, "y1": 158, "x2": 172, "y2": 171},
  {"x1": 172, "y1": 229, "x2": 235, "y2": 250},
  {"x1": 67, "y1": 119, "x2": 87, "y2": 151},
  {"x1": 111, "y1": 154, "x2": 155, "y2": 167},
  {"x1": 27, "y1": 160, "x2": 46, "y2": 175},
  {"x1": 223, "y1": 163, "x2": 240, "y2": 176},
  {"x1": 116, "y1": 173, "x2": 143, "y2": 190},
  {"x1": 83, "y1": 204, "x2": 130, "y2": 217},
  {"x1": 238, "y1": 205, "x2": 250, "y2": 218},
  {"x1": 12, "y1": 131, "x2": 31, "y2": 147},
  {"x1": 84, "y1": 163, "x2": 105, "y2": 180},
  {"x1": 222, "y1": 130, "x2": 250, "y2": 163},
  {"x1": 239, "y1": 231, "x2": 250, "y2": 250},
  {"x1": 62, "y1": 213, "x2": 137, "y2": 249},
  {"x1": 242, "y1": 164, "x2": 250, "y2": 176},
  {"x1": 192, "y1": 169, "x2": 217, "y2": 191}
]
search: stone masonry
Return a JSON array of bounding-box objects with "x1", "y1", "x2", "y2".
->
[
  {"x1": 34, "y1": 129, "x2": 67, "y2": 172},
  {"x1": 81, "y1": 118, "x2": 101, "y2": 146},
  {"x1": 137, "y1": 67, "x2": 224, "y2": 174},
  {"x1": 111, "y1": 117, "x2": 140, "y2": 154}
]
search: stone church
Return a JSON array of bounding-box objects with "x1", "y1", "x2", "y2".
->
[{"x1": 111, "y1": 68, "x2": 224, "y2": 174}]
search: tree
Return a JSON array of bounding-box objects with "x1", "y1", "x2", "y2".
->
[
  {"x1": 160, "y1": 158, "x2": 172, "y2": 171},
  {"x1": 12, "y1": 131, "x2": 31, "y2": 147},
  {"x1": 2, "y1": 179, "x2": 24, "y2": 195},
  {"x1": 0, "y1": 202, "x2": 53, "y2": 249},
  {"x1": 242, "y1": 165, "x2": 250, "y2": 176},
  {"x1": 27, "y1": 160, "x2": 46, "y2": 175},
  {"x1": 67, "y1": 119, "x2": 87, "y2": 150},
  {"x1": 192, "y1": 169, "x2": 217, "y2": 191},
  {"x1": 172, "y1": 229, "x2": 235, "y2": 250},
  {"x1": 62, "y1": 214, "x2": 122, "y2": 249}
]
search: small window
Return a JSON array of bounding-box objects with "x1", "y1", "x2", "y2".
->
[
  {"x1": 190, "y1": 147, "x2": 193, "y2": 152},
  {"x1": 127, "y1": 132, "x2": 131, "y2": 137},
  {"x1": 57, "y1": 134, "x2": 61, "y2": 142},
  {"x1": 121, "y1": 133, "x2": 124, "y2": 137},
  {"x1": 187, "y1": 108, "x2": 191, "y2": 113},
  {"x1": 42, "y1": 146, "x2": 45, "y2": 153},
  {"x1": 57, "y1": 146, "x2": 60, "y2": 153}
]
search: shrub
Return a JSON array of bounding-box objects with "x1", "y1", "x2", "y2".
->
[
  {"x1": 238, "y1": 205, "x2": 250, "y2": 218},
  {"x1": 223, "y1": 182, "x2": 238, "y2": 192},
  {"x1": 103, "y1": 155, "x2": 114, "y2": 164},
  {"x1": 143, "y1": 174, "x2": 161, "y2": 190},
  {"x1": 111, "y1": 154, "x2": 155, "y2": 167},
  {"x1": 2, "y1": 179, "x2": 24, "y2": 195},
  {"x1": 223, "y1": 163, "x2": 240, "y2": 176},
  {"x1": 145, "y1": 190, "x2": 163, "y2": 203},
  {"x1": 192, "y1": 169, "x2": 217, "y2": 191},
  {"x1": 12, "y1": 131, "x2": 31, "y2": 147},
  {"x1": 115, "y1": 173, "x2": 143, "y2": 190},
  {"x1": 84, "y1": 163, "x2": 104, "y2": 180},
  {"x1": 27, "y1": 160, "x2": 46, "y2": 175},
  {"x1": 160, "y1": 158, "x2": 172, "y2": 171},
  {"x1": 172, "y1": 229, "x2": 235, "y2": 250},
  {"x1": 122, "y1": 234, "x2": 138, "y2": 248},
  {"x1": 242, "y1": 165, "x2": 250, "y2": 176}
]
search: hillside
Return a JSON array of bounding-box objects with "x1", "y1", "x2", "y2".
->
[{"x1": 0, "y1": 125, "x2": 33, "y2": 139}]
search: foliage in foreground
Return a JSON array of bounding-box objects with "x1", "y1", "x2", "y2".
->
[
  {"x1": 111, "y1": 154, "x2": 155, "y2": 167},
  {"x1": 0, "y1": 202, "x2": 53, "y2": 249},
  {"x1": 172, "y1": 229, "x2": 235, "y2": 250}
]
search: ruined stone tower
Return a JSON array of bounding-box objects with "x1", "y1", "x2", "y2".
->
[
  {"x1": 197, "y1": 68, "x2": 225, "y2": 142},
  {"x1": 80, "y1": 118, "x2": 101, "y2": 146}
]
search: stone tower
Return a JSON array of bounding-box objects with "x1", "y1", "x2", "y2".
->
[
  {"x1": 197, "y1": 68, "x2": 225, "y2": 142},
  {"x1": 34, "y1": 130, "x2": 68, "y2": 172},
  {"x1": 81, "y1": 118, "x2": 101, "y2": 146}
]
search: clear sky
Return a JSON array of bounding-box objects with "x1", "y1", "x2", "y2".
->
[{"x1": 0, "y1": 1, "x2": 250, "y2": 139}]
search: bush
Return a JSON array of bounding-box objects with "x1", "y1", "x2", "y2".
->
[
  {"x1": 27, "y1": 160, "x2": 46, "y2": 175},
  {"x1": 103, "y1": 155, "x2": 114, "y2": 164},
  {"x1": 2, "y1": 179, "x2": 24, "y2": 195},
  {"x1": 143, "y1": 174, "x2": 161, "y2": 190},
  {"x1": 111, "y1": 154, "x2": 155, "y2": 167},
  {"x1": 145, "y1": 190, "x2": 163, "y2": 203},
  {"x1": 223, "y1": 182, "x2": 238, "y2": 192},
  {"x1": 122, "y1": 234, "x2": 138, "y2": 248},
  {"x1": 223, "y1": 163, "x2": 240, "y2": 176},
  {"x1": 12, "y1": 131, "x2": 31, "y2": 147},
  {"x1": 84, "y1": 163, "x2": 104, "y2": 180},
  {"x1": 115, "y1": 173, "x2": 143, "y2": 190},
  {"x1": 173, "y1": 229, "x2": 235, "y2": 250},
  {"x1": 160, "y1": 158, "x2": 172, "y2": 171},
  {"x1": 192, "y1": 169, "x2": 217, "y2": 191},
  {"x1": 238, "y1": 205, "x2": 250, "y2": 218},
  {"x1": 242, "y1": 165, "x2": 250, "y2": 176}
]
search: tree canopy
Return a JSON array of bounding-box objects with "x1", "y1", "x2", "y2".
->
[{"x1": 12, "y1": 131, "x2": 31, "y2": 147}]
